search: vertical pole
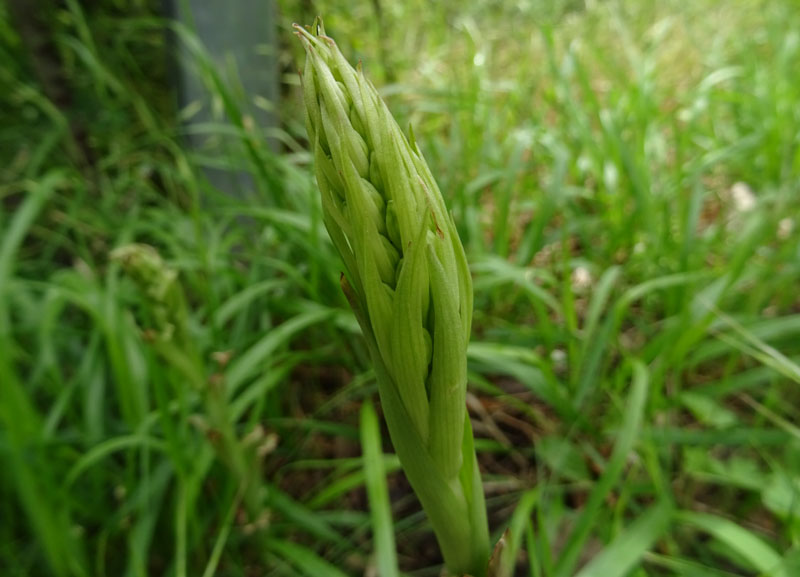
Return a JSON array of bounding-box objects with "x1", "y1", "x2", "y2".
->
[{"x1": 166, "y1": 0, "x2": 279, "y2": 196}]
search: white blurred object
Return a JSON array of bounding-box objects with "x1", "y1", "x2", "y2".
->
[
  {"x1": 571, "y1": 265, "x2": 593, "y2": 292},
  {"x1": 778, "y1": 218, "x2": 794, "y2": 240},
  {"x1": 730, "y1": 182, "x2": 757, "y2": 212}
]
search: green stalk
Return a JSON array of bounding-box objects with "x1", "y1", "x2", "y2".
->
[{"x1": 295, "y1": 19, "x2": 489, "y2": 576}]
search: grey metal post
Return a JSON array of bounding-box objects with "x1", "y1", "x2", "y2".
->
[{"x1": 166, "y1": 0, "x2": 279, "y2": 197}]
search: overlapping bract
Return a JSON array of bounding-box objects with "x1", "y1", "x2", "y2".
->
[{"x1": 296, "y1": 20, "x2": 488, "y2": 577}]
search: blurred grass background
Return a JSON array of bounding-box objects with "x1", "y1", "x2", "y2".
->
[{"x1": 2, "y1": 0, "x2": 800, "y2": 575}]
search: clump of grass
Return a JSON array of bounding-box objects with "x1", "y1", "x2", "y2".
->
[{"x1": 2, "y1": 1, "x2": 800, "y2": 576}]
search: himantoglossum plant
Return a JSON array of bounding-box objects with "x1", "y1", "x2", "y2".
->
[{"x1": 295, "y1": 19, "x2": 490, "y2": 577}]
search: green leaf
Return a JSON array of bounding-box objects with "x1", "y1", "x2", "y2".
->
[
  {"x1": 762, "y1": 473, "x2": 800, "y2": 520},
  {"x1": 225, "y1": 308, "x2": 333, "y2": 395},
  {"x1": 679, "y1": 392, "x2": 738, "y2": 429},
  {"x1": 360, "y1": 400, "x2": 399, "y2": 577},
  {"x1": 497, "y1": 489, "x2": 539, "y2": 577},
  {"x1": 268, "y1": 540, "x2": 351, "y2": 577},
  {"x1": 65, "y1": 435, "x2": 167, "y2": 487},
  {"x1": 535, "y1": 437, "x2": 590, "y2": 482},
  {"x1": 678, "y1": 511, "x2": 788, "y2": 577},
  {"x1": 573, "y1": 499, "x2": 673, "y2": 577},
  {"x1": 554, "y1": 359, "x2": 649, "y2": 577}
]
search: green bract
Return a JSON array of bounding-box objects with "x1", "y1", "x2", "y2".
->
[{"x1": 296, "y1": 19, "x2": 490, "y2": 577}]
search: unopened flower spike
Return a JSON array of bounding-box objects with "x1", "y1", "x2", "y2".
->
[{"x1": 295, "y1": 18, "x2": 490, "y2": 577}]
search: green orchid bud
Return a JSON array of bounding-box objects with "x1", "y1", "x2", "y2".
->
[
  {"x1": 110, "y1": 243, "x2": 187, "y2": 344},
  {"x1": 296, "y1": 19, "x2": 489, "y2": 577}
]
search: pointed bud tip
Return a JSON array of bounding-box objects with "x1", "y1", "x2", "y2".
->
[{"x1": 313, "y1": 15, "x2": 325, "y2": 35}]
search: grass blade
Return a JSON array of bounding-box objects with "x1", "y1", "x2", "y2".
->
[
  {"x1": 573, "y1": 499, "x2": 673, "y2": 577},
  {"x1": 554, "y1": 359, "x2": 650, "y2": 577},
  {"x1": 678, "y1": 511, "x2": 788, "y2": 577},
  {"x1": 268, "y1": 540, "x2": 351, "y2": 577},
  {"x1": 360, "y1": 400, "x2": 399, "y2": 577}
]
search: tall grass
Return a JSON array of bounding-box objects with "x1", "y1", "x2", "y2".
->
[{"x1": 2, "y1": 0, "x2": 799, "y2": 575}]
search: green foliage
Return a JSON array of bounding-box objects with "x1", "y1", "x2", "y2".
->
[{"x1": 2, "y1": 0, "x2": 800, "y2": 576}]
